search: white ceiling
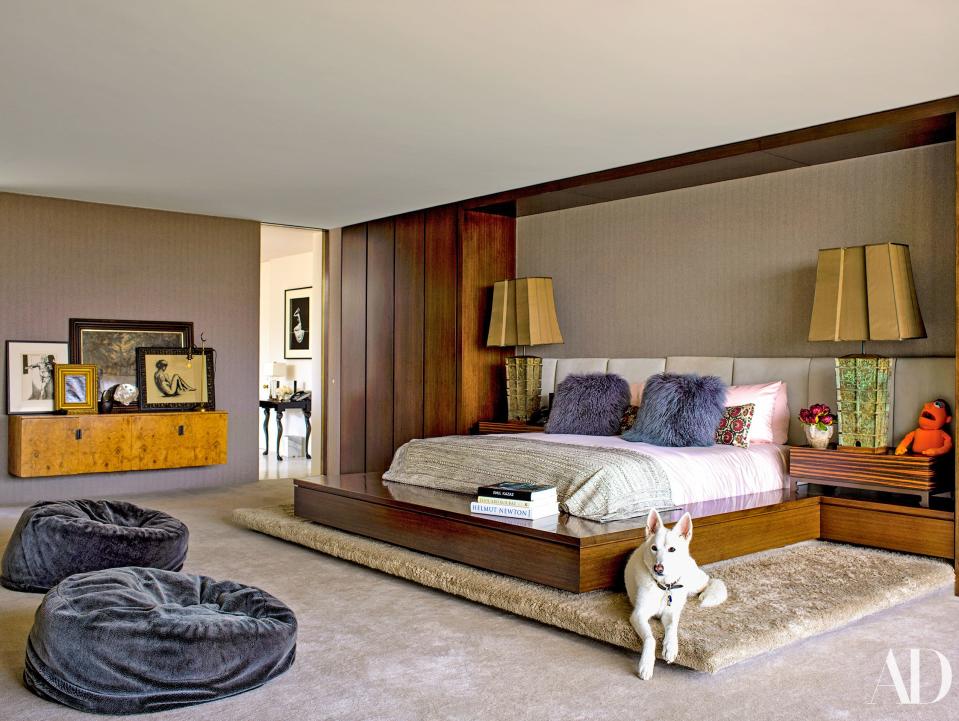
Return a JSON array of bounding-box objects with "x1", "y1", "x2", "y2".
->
[
  {"x1": 260, "y1": 224, "x2": 317, "y2": 262},
  {"x1": 2, "y1": 1, "x2": 957, "y2": 229}
]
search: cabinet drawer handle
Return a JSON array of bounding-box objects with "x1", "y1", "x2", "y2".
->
[
  {"x1": 178, "y1": 425, "x2": 185, "y2": 436},
  {"x1": 76, "y1": 429, "x2": 82, "y2": 441}
]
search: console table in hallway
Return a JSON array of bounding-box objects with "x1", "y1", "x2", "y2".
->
[{"x1": 260, "y1": 398, "x2": 312, "y2": 461}]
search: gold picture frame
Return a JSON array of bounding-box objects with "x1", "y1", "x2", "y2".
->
[{"x1": 54, "y1": 364, "x2": 99, "y2": 414}]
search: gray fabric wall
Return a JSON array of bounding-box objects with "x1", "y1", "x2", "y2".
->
[
  {"x1": 0, "y1": 193, "x2": 260, "y2": 506},
  {"x1": 517, "y1": 143, "x2": 956, "y2": 359}
]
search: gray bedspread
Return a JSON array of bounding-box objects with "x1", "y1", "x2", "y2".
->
[{"x1": 382, "y1": 435, "x2": 674, "y2": 522}]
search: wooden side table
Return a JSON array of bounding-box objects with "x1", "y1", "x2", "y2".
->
[
  {"x1": 260, "y1": 399, "x2": 312, "y2": 461},
  {"x1": 475, "y1": 420, "x2": 546, "y2": 434},
  {"x1": 789, "y1": 445, "x2": 953, "y2": 507}
]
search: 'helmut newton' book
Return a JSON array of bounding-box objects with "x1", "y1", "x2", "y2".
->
[
  {"x1": 475, "y1": 481, "x2": 557, "y2": 502},
  {"x1": 471, "y1": 481, "x2": 559, "y2": 519},
  {"x1": 469, "y1": 501, "x2": 558, "y2": 520}
]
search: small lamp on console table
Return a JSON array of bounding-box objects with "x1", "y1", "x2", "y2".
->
[
  {"x1": 486, "y1": 277, "x2": 564, "y2": 422},
  {"x1": 268, "y1": 362, "x2": 288, "y2": 401},
  {"x1": 808, "y1": 243, "x2": 926, "y2": 453}
]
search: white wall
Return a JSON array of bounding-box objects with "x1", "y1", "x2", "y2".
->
[{"x1": 259, "y1": 245, "x2": 315, "y2": 452}]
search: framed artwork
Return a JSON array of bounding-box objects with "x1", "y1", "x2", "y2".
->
[
  {"x1": 284, "y1": 287, "x2": 311, "y2": 359},
  {"x1": 53, "y1": 364, "x2": 99, "y2": 414},
  {"x1": 5, "y1": 340, "x2": 69, "y2": 414},
  {"x1": 136, "y1": 347, "x2": 215, "y2": 411},
  {"x1": 69, "y1": 318, "x2": 193, "y2": 409}
]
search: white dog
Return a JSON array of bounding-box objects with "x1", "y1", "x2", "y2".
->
[{"x1": 624, "y1": 508, "x2": 727, "y2": 680}]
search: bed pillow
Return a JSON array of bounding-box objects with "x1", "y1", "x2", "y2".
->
[
  {"x1": 771, "y1": 382, "x2": 790, "y2": 444},
  {"x1": 545, "y1": 373, "x2": 631, "y2": 436},
  {"x1": 619, "y1": 405, "x2": 639, "y2": 434},
  {"x1": 715, "y1": 403, "x2": 756, "y2": 448},
  {"x1": 725, "y1": 381, "x2": 788, "y2": 444},
  {"x1": 622, "y1": 373, "x2": 727, "y2": 447}
]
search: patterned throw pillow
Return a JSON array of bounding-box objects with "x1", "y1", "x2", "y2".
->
[
  {"x1": 715, "y1": 403, "x2": 756, "y2": 448},
  {"x1": 619, "y1": 405, "x2": 639, "y2": 434}
]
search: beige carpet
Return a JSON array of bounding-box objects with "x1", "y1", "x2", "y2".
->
[
  {"x1": 4, "y1": 479, "x2": 959, "y2": 720},
  {"x1": 234, "y1": 504, "x2": 955, "y2": 673}
]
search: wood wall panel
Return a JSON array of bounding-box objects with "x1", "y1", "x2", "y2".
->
[
  {"x1": 424, "y1": 206, "x2": 459, "y2": 437},
  {"x1": 393, "y1": 211, "x2": 426, "y2": 448},
  {"x1": 322, "y1": 228, "x2": 338, "y2": 476},
  {"x1": 340, "y1": 224, "x2": 368, "y2": 474},
  {"x1": 365, "y1": 218, "x2": 396, "y2": 471},
  {"x1": 457, "y1": 210, "x2": 516, "y2": 433},
  {"x1": 331, "y1": 204, "x2": 514, "y2": 471}
]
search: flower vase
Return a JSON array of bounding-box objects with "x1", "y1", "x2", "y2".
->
[{"x1": 805, "y1": 424, "x2": 834, "y2": 450}]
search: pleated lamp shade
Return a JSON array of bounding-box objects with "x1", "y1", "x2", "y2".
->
[
  {"x1": 808, "y1": 243, "x2": 926, "y2": 342},
  {"x1": 486, "y1": 277, "x2": 564, "y2": 348},
  {"x1": 808, "y1": 243, "x2": 925, "y2": 453}
]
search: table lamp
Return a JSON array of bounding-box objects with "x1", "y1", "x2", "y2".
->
[
  {"x1": 808, "y1": 243, "x2": 925, "y2": 452},
  {"x1": 486, "y1": 277, "x2": 563, "y2": 422},
  {"x1": 269, "y1": 362, "x2": 288, "y2": 401}
]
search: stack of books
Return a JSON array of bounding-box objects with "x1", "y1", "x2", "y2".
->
[{"x1": 470, "y1": 481, "x2": 559, "y2": 520}]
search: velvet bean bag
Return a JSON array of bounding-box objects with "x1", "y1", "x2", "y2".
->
[
  {"x1": 24, "y1": 567, "x2": 298, "y2": 714},
  {"x1": 1, "y1": 499, "x2": 189, "y2": 593}
]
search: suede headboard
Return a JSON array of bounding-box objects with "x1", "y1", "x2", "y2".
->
[{"x1": 540, "y1": 357, "x2": 956, "y2": 447}]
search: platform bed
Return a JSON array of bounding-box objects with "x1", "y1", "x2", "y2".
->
[{"x1": 293, "y1": 474, "x2": 954, "y2": 593}]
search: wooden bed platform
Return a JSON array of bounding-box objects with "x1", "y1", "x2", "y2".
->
[{"x1": 293, "y1": 475, "x2": 955, "y2": 592}]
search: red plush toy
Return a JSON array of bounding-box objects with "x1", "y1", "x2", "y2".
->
[{"x1": 895, "y1": 399, "x2": 953, "y2": 457}]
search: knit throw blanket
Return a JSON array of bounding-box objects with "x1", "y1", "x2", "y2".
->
[{"x1": 382, "y1": 436, "x2": 674, "y2": 522}]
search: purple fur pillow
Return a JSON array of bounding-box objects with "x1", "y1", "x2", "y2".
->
[
  {"x1": 622, "y1": 373, "x2": 727, "y2": 447},
  {"x1": 545, "y1": 373, "x2": 631, "y2": 436}
]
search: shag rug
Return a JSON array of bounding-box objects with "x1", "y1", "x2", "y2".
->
[{"x1": 233, "y1": 504, "x2": 954, "y2": 673}]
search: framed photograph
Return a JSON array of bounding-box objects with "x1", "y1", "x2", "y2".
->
[
  {"x1": 69, "y1": 319, "x2": 193, "y2": 409},
  {"x1": 5, "y1": 340, "x2": 70, "y2": 414},
  {"x1": 284, "y1": 287, "x2": 312, "y2": 359},
  {"x1": 53, "y1": 364, "x2": 99, "y2": 414},
  {"x1": 136, "y1": 347, "x2": 215, "y2": 411}
]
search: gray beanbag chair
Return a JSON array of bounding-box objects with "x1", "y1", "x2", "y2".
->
[
  {"x1": 24, "y1": 567, "x2": 297, "y2": 714},
  {"x1": 1, "y1": 499, "x2": 189, "y2": 593}
]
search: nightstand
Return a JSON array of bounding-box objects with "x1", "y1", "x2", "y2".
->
[
  {"x1": 475, "y1": 420, "x2": 546, "y2": 434},
  {"x1": 789, "y1": 445, "x2": 954, "y2": 508}
]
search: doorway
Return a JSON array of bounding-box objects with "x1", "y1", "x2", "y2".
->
[{"x1": 259, "y1": 224, "x2": 324, "y2": 480}]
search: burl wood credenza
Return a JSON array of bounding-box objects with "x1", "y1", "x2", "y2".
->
[{"x1": 8, "y1": 411, "x2": 228, "y2": 477}]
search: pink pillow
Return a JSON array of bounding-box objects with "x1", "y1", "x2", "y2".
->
[
  {"x1": 772, "y1": 382, "x2": 789, "y2": 444},
  {"x1": 725, "y1": 381, "x2": 789, "y2": 445}
]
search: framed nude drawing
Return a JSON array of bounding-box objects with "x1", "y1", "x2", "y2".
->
[{"x1": 136, "y1": 347, "x2": 215, "y2": 411}]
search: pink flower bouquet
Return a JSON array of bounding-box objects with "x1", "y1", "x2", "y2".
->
[{"x1": 799, "y1": 404, "x2": 835, "y2": 431}]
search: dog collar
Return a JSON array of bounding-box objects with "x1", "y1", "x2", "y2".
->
[
  {"x1": 655, "y1": 578, "x2": 683, "y2": 606},
  {"x1": 655, "y1": 580, "x2": 684, "y2": 592}
]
